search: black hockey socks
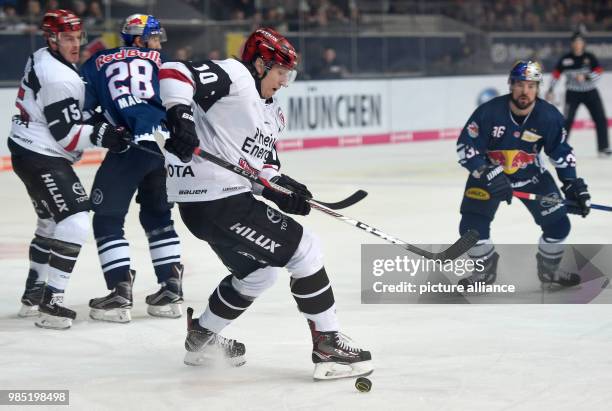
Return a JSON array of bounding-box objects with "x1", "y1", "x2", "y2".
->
[
  {"x1": 290, "y1": 267, "x2": 335, "y2": 315},
  {"x1": 208, "y1": 275, "x2": 254, "y2": 321},
  {"x1": 28, "y1": 235, "x2": 53, "y2": 281},
  {"x1": 47, "y1": 239, "x2": 81, "y2": 291}
]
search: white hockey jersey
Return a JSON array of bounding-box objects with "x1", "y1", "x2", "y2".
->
[
  {"x1": 159, "y1": 59, "x2": 284, "y2": 202},
  {"x1": 9, "y1": 48, "x2": 94, "y2": 162}
]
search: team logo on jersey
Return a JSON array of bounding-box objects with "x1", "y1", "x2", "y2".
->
[
  {"x1": 465, "y1": 188, "x2": 490, "y2": 201},
  {"x1": 91, "y1": 188, "x2": 104, "y2": 205},
  {"x1": 95, "y1": 49, "x2": 162, "y2": 70},
  {"x1": 467, "y1": 121, "x2": 479, "y2": 138},
  {"x1": 229, "y1": 223, "x2": 282, "y2": 253},
  {"x1": 488, "y1": 150, "x2": 537, "y2": 174},
  {"x1": 521, "y1": 130, "x2": 542, "y2": 143},
  {"x1": 277, "y1": 107, "x2": 285, "y2": 130}
]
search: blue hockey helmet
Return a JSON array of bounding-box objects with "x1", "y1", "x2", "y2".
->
[
  {"x1": 508, "y1": 60, "x2": 543, "y2": 84},
  {"x1": 121, "y1": 14, "x2": 167, "y2": 47}
]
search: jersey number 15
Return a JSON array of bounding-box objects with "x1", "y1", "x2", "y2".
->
[{"x1": 106, "y1": 60, "x2": 154, "y2": 100}]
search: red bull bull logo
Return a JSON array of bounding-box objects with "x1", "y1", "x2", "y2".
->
[{"x1": 487, "y1": 150, "x2": 536, "y2": 174}]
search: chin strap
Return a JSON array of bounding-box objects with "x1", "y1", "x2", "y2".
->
[{"x1": 243, "y1": 60, "x2": 269, "y2": 99}]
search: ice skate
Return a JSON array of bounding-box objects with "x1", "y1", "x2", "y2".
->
[
  {"x1": 598, "y1": 148, "x2": 612, "y2": 158},
  {"x1": 35, "y1": 286, "x2": 76, "y2": 330},
  {"x1": 89, "y1": 270, "x2": 135, "y2": 323},
  {"x1": 309, "y1": 320, "x2": 373, "y2": 381},
  {"x1": 537, "y1": 253, "x2": 581, "y2": 288},
  {"x1": 458, "y1": 252, "x2": 499, "y2": 289},
  {"x1": 18, "y1": 271, "x2": 45, "y2": 318},
  {"x1": 146, "y1": 264, "x2": 183, "y2": 318},
  {"x1": 183, "y1": 307, "x2": 246, "y2": 367}
]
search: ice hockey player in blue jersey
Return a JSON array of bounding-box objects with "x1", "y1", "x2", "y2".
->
[
  {"x1": 456, "y1": 60, "x2": 592, "y2": 288},
  {"x1": 81, "y1": 14, "x2": 184, "y2": 323}
]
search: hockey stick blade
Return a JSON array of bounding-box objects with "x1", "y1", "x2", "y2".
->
[
  {"x1": 316, "y1": 190, "x2": 368, "y2": 210},
  {"x1": 428, "y1": 229, "x2": 480, "y2": 260}
]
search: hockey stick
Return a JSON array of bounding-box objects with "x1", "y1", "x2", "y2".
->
[
  {"x1": 513, "y1": 191, "x2": 612, "y2": 212},
  {"x1": 122, "y1": 138, "x2": 367, "y2": 210},
  {"x1": 152, "y1": 134, "x2": 479, "y2": 260}
]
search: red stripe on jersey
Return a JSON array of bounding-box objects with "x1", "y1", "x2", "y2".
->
[
  {"x1": 15, "y1": 102, "x2": 30, "y2": 121},
  {"x1": 159, "y1": 68, "x2": 194, "y2": 87},
  {"x1": 262, "y1": 164, "x2": 279, "y2": 170},
  {"x1": 552, "y1": 69, "x2": 561, "y2": 79},
  {"x1": 593, "y1": 66, "x2": 603, "y2": 74},
  {"x1": 64, "y1": 126, "x2": 82, "y2": 152}
]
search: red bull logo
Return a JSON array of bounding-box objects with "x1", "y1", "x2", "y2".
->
[
  {"x1": 487, "y1": 150, "x2": 536, "y2": 174},
  {"x1": 128, "y1": 15, "x2": 146, "y2": 26}
]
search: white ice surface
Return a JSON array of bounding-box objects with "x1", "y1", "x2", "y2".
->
[{"x1": 1, "y1": 130, "x2": 612, "y2": 410}]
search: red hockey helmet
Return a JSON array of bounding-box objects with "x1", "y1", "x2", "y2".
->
[
  {"x1": 241, "y1": 28, "x2": 298, "y2": 83},
  {"x1": 41, "y1": 9, "x2": 87, "y2": 45}
]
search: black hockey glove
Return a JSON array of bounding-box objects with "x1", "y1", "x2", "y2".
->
[
  {"x1": 165, "y1": 104, "x2": 199, "y2": 163},
  {"x1": 562, "y1": 178, "x2": 591, "y2": 217},
  {"x1": 91, "y1": 122, "x2": 132, "y2": 153},
  {"x1": 262, "y1": 174, "x2": 312, "y2": 216},
  {"x1": 475, "y1": 164, "x2": 513, "y2": 204}
]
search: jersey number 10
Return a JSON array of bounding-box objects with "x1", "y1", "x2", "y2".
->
[{"x1": 105, "y1": 60, "x2": 154, "y2": 100}]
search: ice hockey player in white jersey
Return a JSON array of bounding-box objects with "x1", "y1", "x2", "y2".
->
[
  {"x1": 8, "y1": 9, "x2": 131, "y2": 329},
  {"x1": 159, "y1": 28, "x2": 372, "y2": 380}
]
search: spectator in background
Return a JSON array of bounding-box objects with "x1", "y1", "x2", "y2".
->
[
  {"x1": 310, "y1": 47, "x2": 348, "y2": 79},
  {"x1": 71, "y1": 0, "x2": 86, "y2": 17},
  {"x1": 174, "y1": 46, "x2": 193, "y2": 61},
  {"x1": 84, "y1": 1, "x2": 103, "y2": 26},
  {"x1": 207, "y1": 48, "x2": 221, "y2": 60}
]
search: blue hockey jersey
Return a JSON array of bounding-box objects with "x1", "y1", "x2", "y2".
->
[
  {"x1": 80, "y1": 47, "x2": 166, "y2": 141},
  {"x1": 457, "y1": 94, "x2": 577, "y2": 185}
]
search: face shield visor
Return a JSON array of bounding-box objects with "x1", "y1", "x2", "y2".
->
[
  {"x1": 145, "y1": 27, "x2": 167, "y2": 43},
  {"x1": 56, "y1": 30, "x2": 88, "y2": 46},
  {"x1": 270, "y1": 63, "x2": 297, "y2": 87}
]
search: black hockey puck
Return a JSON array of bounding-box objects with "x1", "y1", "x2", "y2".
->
[{"x1": 355, "y1": 377, "x2": 372, "y2": 392}]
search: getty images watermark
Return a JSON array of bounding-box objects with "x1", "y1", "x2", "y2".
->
[{"x1": 361, "y1": 244, "x2": 612, "y2": 304}]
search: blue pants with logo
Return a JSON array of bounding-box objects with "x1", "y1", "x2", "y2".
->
[{"x1": 459, "y1": 170, "x2": 571, "y2": 240}]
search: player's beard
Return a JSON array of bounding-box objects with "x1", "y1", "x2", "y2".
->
[{"x1": 511, "y1": 94, "x2": 535, "y2": 110}]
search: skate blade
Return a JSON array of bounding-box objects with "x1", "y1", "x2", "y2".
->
[
  {"x1": 35, "y1": 313, "x2": 72, "y2": 330},
  {"x1": 313, "y1": 360, "x2": 374, "y2": 381},
  {"x1": 147, "y1": 303, "x2": 182, "y2": 319},
  {"x1": 89, "y1": 307, "x2": 131, "y2": 323},
  {"x1": 183, "y1": 351, "x2": 246, "y2": 367},
  {"x1": 18, "y1": 304, "x2": 40, "y2": 318}
]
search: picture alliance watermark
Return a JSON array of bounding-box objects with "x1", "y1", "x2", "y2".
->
[
  {"x1": 370, "y1": 255, "x2": 516, "y2": 295},
  {"x1": 361, "y1": 244, "x2": 612, "y2": 304}
]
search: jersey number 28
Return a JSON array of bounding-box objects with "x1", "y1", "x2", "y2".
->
[{"x1": 106, "y1": 60, "x2": 154, "y2": 100}]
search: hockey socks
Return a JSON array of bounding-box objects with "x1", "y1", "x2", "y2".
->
[{"x1": 290, "y1": 267, "x2": 339, "y2": 331}]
